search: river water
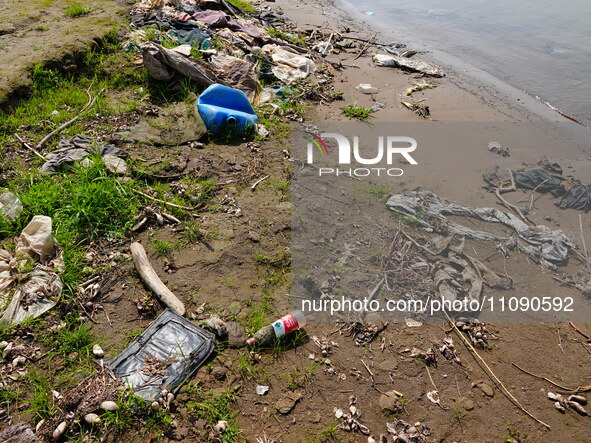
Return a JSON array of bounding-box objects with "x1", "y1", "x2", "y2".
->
[{"x1": 346, "y1": 0, "x2": 591, "y2": 125}]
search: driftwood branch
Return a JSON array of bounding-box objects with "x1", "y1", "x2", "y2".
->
[
  {"x1": 133, "y1": 189, "x2": 201, "y2": 211},
  {"x1": 130, "y1": 242, "x2": 186, "y2": 316},
  {"x1": 354, "y1": 32, "x2": 376, "y2": 60},
  {"x1": 495, "y1": 189, "x2": 531, "y2": 224},
  {"x1": 14, "y1": 133, "x2": 47, "y2": 161}
]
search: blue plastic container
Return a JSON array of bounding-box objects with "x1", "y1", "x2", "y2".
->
[{"x1": 197, "y1": 84, "x2": 258, "y2": 136}]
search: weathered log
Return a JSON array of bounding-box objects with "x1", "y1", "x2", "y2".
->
[{"x1": 130, "y1": 242, "x2": 185, "y2": 316}]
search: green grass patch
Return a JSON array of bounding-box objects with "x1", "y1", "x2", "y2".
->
[
  {"x1": 25, "y1": 370, "x2": 59, "y2": 420},
  {"x1": 2, "y1": 160, "x2": 140, "y2": 291},
  {"x1": 267, "y1": 28, "x2": 306, "y2": 46},
  {"x1": 342, "y1": 101, "x2": 373, "y2": 122},
  {"x1": 186, "y1": 386, "x2": 242, "y2": 441},
  {"x1": 64, "y1": 3, "x2": 91, "y2": 18},
  {"x1": 227, "y1": 0, "x2": 255, "y2": 14},
  {"x1": 101, "y1": 391, "x2": 173, "y2": 435},
  {"x1": 151, "y1": 238, "x2": 174, "y2": 257}
]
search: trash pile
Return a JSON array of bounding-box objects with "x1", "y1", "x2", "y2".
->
[
  {"x1": 126, "y1": 0, "x2": 321, "y2": 99},
  {"x1": 0, "y1": 215, "x2": 63, "y2": 325},
  {"x1": 484, "y1": 160, "x2": 591, "y2": 212},
  {"x1": 387, "y1": 189, "x2": 575, "y2": 269}
]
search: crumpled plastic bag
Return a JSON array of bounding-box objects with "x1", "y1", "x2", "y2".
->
[
  {"x1": 556, "y1": 185, "x2": 591, "y2": 211},
  {"x1": 386, "y1": 190, "x2": 573, "y2": 268},
  {"x1": 208, "y1": 54, "x2": 260, "y2": 99},
  {"x1": 0, "y1": 215, "x2": 63, "y2": 325},
  {"x1": 0, "y1": 192, "x2": 23, "y2": 221},
  {"x1": 262, "y1": 44, "x2": 316, "y2": 83},
  {"x1": 107, "y1": 309, "x2": 215, "y2": 401}
]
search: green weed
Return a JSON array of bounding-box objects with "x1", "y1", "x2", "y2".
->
[
  {"x1": 267, "y1": 28, "x2": 306, "y2": 46},
  {"x1": 342, "y1": 101, "x2": 373, "y2": 122},
  {"x1": 25, "y1": 370, "x2": 60, "y2": 420},
  {"x1": 186, "y1": 387, "x2": 242, "y2": 441},
  {"x1": 64, "y1": 3, "x2": 91, "y2": 18},
  {"x1": 227, "y1": 0, "x2": 255, "y2": 14},
  {"x1": 3, "y1": 161, "x2": 140, "y2": 291},
  {"x1": 368, "y1": 185, "x2": 390, "y2": 202},
  {"x1": 151, "y1": 238, "x2": 174, "y2": 257},
  {"x1": 332, "y1": 91, "x2": 344, "y2": 100},
  {"x1": 317, "y1": 421, "x2": 340, "y2": 442}
]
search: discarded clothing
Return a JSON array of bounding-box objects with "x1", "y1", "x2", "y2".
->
[
  {"x1": 372, "y1": 53, "x2": 444, "y2": 77},
  {"x1": 0, "y1": 216, "x2": 63, "y2": 325},
  {"x1": 0, "y1": 192, "x2": 23, "y2": 221},
  {"x1": 556, "y1": 185, "x2": 591, "y2": 211},
  {"x1": 130, "y1": 12, "x2": 172, "y2": 30},
  {"x1": 169, "y1": 25, "x2": 211, "y2": 49},
  {"x1": 262, "y1": 44, "x2": 316, "y2": 83},
  {"x1": 107, "y1": 309, "x2": 215, "y2": 401},
  {"x1": 386, "y1": 190, "x2": 574, "y2": 268},
  {"x1": 192, "y1": 11, "x2": 262, "y2": 38},
  {"x1": 41, "y1": 135, "x2": 128, "y2": 175}
]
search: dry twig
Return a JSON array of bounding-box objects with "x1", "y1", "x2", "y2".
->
[{"x1": 447, "y1": 312, "x2": 551, "y2": 429}]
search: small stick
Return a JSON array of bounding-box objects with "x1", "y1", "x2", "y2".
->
[
  {"x1": 130, "y1": 242, "x2": 186, "y2": 316},
  {"x1": 354, "y1": 32, "x2": 376, "y2": 60},
  {"x1": 578, "y1": 214, "x2": 591, "y2": 272},
  {"x1": 37, "y1": 88, "x2": 103, "y2": 149},
  {"x1": 495, "y1": 189, "x2": 530, "y2": 224},
  {"x1": 367, "y1": 277, "x2": 385, "y2": 302},
  {"x1": 360, "y1": 359, "x2": 374, "y2": 377},
  {"x1": 14, "y1": 133, "x2": 47, "y2": 161},
  {"x1": 251, "y1": 175, "x2": 270, "y2": 191},
  {"x1": 511, "y1": 362, "x2": 573, "y2": 391},
  {"x1": 400, "y1": 229, "x2": 436, "y2": 255},
  {"x1": 569, "y1": 322, "x2": 591, "y2": 340},
  {"x1": 556, "y1": 324, "x2": 566, "y2": 356},
  {"x1": 516, "y1": 179, "x2": 549, "y2": 203},
  {"x1": 446, "y1": 311, "x2": 551, "y2": 429},
  {"x1": 133, "y1": 189, "x2": 201, "y2": 211},
  {"x1": 105, "y1": 311, "x2": 113, "y2": 327}
]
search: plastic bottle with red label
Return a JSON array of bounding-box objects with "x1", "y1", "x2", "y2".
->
[{"x1": 246, "y1": 310, "x2": 307, "y2": 347}]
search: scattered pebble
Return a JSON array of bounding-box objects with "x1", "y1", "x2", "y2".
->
[
  {"x1": 84, "y1": 413, "x2": 101, "y2": 424},
  {"x1": 100, "y1": 400, "x2": 119, "y2": 411},
  {"x1": 52, "y1": 421, "x2": 67, "y2": 440},
  {"x1": 479, "y1": 383, "x2": 494, "y2": 397},
  {"x1": 275, "y1": 392, "x2": 302, "y2": 414}
]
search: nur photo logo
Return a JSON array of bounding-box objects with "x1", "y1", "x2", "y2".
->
[{"x1": 304, "y1": 131, "x2": 418, "y2": 177}]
